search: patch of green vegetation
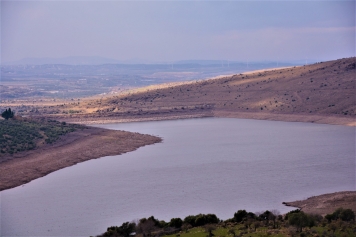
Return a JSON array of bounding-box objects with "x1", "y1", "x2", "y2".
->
[
  {"x1": 0, "y1": 118, "x2": 85, "y2": 155},
  {"x1": 95, "y1": 209, "x2": 356, "y2": 237}
]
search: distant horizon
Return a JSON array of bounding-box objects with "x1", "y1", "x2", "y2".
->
[
  {"x1": 2, "y1": 55, "x2": 331, "y2": 66},
  {"x1": 1, "y1": 1, "x2": 354, "y2": 64}
]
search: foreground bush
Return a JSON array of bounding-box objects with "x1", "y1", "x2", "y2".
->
[
  {"x1": 96, "y1": 208, "x2": 356, "y2": 237},
  {"x1": 325, "y1": 208, "x2": 355, "y2": 222}
]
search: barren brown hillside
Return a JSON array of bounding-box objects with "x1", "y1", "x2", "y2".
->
[{"x1": 11, "y1": 57, "x2": 356, "y2": 125}]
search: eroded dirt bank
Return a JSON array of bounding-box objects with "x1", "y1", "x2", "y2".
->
[{"x1": 0, "y1": 127, "x2": 161, "y2": 191}]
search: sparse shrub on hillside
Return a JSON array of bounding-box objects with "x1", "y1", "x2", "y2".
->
[{"x1": 1, "y1": 108, "x2": 15, "y2": 120}]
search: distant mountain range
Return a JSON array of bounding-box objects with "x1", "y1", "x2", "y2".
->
[{"x1": 2, "y1": 56, "x2": 316, "y2": 66}]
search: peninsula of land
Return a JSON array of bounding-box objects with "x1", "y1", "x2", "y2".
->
[
  {"x1": 0, "y1": 126, "x2": 161, "y2": 191},
  {"x1": 284, "y1": 191, "x2": 356, "y2": 216}
]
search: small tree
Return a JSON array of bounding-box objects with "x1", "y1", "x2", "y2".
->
[
  {"x1": 234, "y1": 210, "x2": 247, "y2": 223},
  {"x1": 169, "y1": 218, "x2": 183, "y2": 228},
  {"x1": 118, "y1": 222, "x2": 136, "y2": 237},
  {"x1": 204, "y1": 224, "x2": 216, "y2": 237},
  {"x1": 288, "y1": 212, "x2": 313, "y2": 232},
  {"x1": 136, "y1": 218, "x2": 156, "y2": 236},
  {"x1": 1, "y1": 108, "x2": 14, "y2": 120},
  {"x1": 259, "y1": 210, "x2": 273, "y2": 225},
  {"x1": 252, "y1": 221, "x2": 260, "y2": 231},
  {"x1": 270, "y1": 210, "x2": 280, "y2": 228}
]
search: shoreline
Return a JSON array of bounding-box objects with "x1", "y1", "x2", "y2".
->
[
  {"x1": 1, "y1": 111, "x2": 352, "y2": 192},
  {"x1": 0, "y1": 110, "x2": 353, "y2": 192},
  {"x1": 0, "y1": 127, "x2": 161, "y2": 191},
  {"x1": 53, "y1": 111, "x2": 355, "y2": 126}
]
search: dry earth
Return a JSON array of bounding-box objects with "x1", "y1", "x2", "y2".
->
[
  {"x1": 8, "y1": 57, "x2": 354, "y2": 126},
  {"x1": 0, "y1": 127, "x2": 161, "y2": 191},
  {"x1": 283, "y1": 191, "x2": 356, "y2": 216}
]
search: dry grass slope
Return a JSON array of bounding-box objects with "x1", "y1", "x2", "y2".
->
[{"x1": 12, "y1": 57, "x2": 356, "y2": 125}]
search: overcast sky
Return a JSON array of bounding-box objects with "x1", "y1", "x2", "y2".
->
[{"x1": 1, "y1": 1, "x2": 355, "y2": 63}]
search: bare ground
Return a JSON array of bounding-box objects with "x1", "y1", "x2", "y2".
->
[
  {"x1": 0, "y1": 127, "x2": 161, "y2": 191},
  {"x1": 283, "y1": 191, "x2": 356, "y2": 216}
]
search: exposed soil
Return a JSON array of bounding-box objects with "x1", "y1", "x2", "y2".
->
[
  {"x1": 283, "y1": 191, "x2": 356, "y2": 216},
  {"x1": 0, "y1": 127, "x2": 161, "y2": 191}
]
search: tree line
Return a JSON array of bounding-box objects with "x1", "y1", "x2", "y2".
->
[{"x1": 96, "y1": 208, "x2": 355, "y2": 237}]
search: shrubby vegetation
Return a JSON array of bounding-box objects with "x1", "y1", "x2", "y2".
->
[
  {"x1": 1, "y1": 108, "x2": 15, "y2": 120},
  {"x1": 96, "y1": 208, "x2": 356, "y2": 237},
  {"x1": 0, "y1": 117, "x2": 85, "y2": 155},
  {"x1": 325, "y1": 208, "x2": 355, "y2": 222}
]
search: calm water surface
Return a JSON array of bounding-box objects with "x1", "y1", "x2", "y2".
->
[{"x1": 1, "y1": 118, "x2": 355, "y2": 236}]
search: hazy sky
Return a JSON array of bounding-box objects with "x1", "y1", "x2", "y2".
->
[{"x1": 1, "y1": 1, "x2": 355, "y2": 63}]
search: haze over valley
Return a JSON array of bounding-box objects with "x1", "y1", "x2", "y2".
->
[{"x1": 1, "y1": 60, "x2": 296, "y2": 100}]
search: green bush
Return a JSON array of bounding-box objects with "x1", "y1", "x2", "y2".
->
[
  {"x1": 169, "y1": 218, "x2": 183, "y2": 228},
  {"x1": 325, "y1": 208, "x2": 355, "y2": 222}
]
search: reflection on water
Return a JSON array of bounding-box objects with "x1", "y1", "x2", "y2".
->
[{"x1": 1, "y1": 118, "x2": 355, "y2": 236}]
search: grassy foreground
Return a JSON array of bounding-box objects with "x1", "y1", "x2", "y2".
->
[{"x1": 96, "y1": 209, "x2": 356, "y2": 237}]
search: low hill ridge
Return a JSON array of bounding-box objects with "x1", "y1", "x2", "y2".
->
[{"x1": 10, "y1": 57, "x2": 356, "y2": 126}]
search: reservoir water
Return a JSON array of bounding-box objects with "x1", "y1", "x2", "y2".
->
[{"x1": 1, "y1": 118, "x2": 355, "y2": 236}]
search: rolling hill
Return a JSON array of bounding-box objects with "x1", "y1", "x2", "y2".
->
[{"x1": 7, "y1": 57, "x2": 356, "y2": 126}]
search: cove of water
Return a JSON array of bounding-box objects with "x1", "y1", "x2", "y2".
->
[{"x1": 1, "y1": 118, "x2": 355, "y2": 236}]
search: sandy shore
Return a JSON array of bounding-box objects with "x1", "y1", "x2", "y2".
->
[
  {"x1": 0, "y1": 127, "x2": 161, "y2": 191},
  {"x1": 283, "y1": 191, "x2": 356, "y2": 216}
]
